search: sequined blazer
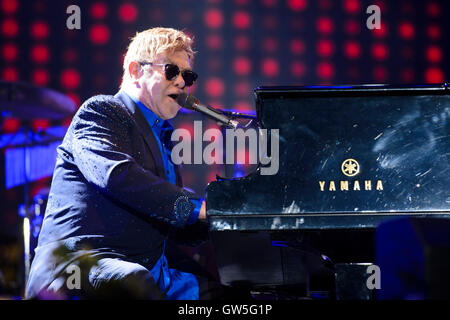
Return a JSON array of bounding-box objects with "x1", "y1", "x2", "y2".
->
[{"x1": 26, "y1": 90, "x2": 203, "y2": 298}]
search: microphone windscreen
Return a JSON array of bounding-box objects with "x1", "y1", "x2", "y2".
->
[
  {"x1": 176, "y1": 93, "x2": 197, "y2": 110},
  {"x1": 176, "y1": 93, "x2": 188, "y2": 107}
]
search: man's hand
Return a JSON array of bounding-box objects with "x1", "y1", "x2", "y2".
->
[{"x1": 198, "y1": 200, "x2": 206, "y2": 220}]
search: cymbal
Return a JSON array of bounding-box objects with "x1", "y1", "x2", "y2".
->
[{"x1": 0, "y1": 81, "x2": 77, "y2": 120}]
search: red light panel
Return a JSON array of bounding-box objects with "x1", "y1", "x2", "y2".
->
[
  {"x1": 204, "y1": 9, "x2": 223, "y2": 29},
  {"x1": 118, "y1": 3, "x2": 138, "y2": 23},
  {"x1": 89, "y1": 24, "x2": 110, "y2": 45}
]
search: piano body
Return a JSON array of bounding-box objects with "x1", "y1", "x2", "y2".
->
[{"x1": 205, "y1": 84, "x2": 450, "y2": 299}]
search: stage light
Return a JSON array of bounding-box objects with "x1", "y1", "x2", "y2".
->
[
  {"x1": 60, "y1": 69, "x2": 81, "y2": 90},
  {"x1": 31, "y1": 45, "x2": 50, "y2": 64},
  {"x1": 233, "y1": 57, "x2": 251, "y2": 76},
  {"x1": 372, "y1": 21, "x2": 388, "y2": 38},
  {"x1": 317, "y1": 16, "x2": 334, "y2": 35},
  {"x1": 371, "y1": 43, "x2": 389, "y2": 61},
  {"x1": 317, "y1": 39, "x2": 334, "y2": 58},
  {"x1": 344, "y1": 41, "x2": 361, "y2": 59},
  {"x1": 426, "y1": 46, "x2": 442, "y2": 63},
  {"x1": 1, "y1": 18, "x2": 19, "y2": 37},
  {"x1": 31, "y1": 119, "x2": 50, "y2": 132},
  {"x1": 2, "y1": 43, "x2": 18, "y2": 62},
  {"x1": 398, "y1": 21, "x2": 415, "y2": 40},
  {"x1": 317, "y1": 61, "x2": 334, "y2": 79},
  {"x1": 32, "y1": 69, "x2": 50, "y2": 86},
  {"x1": 373, "y1": 0, "x2": 386, "y2": 12},
  {"x1": 205, "y1": 78, "x2": 225, "y2": 98},
  {"x1": 425, "y1": 67, "x2": 444, "y2": 84},
  {"x1": 91, "y1": 2, "x2": 108, "y2": 19},
  {"x1": 118, "y1": 3, "x2": 138, "y2": 23},
  {"x1": 30, "y1": 21, "x2": 49, "y2": 40},
  {"x1": 204, "y1": 8, "x2": 223, "y2": 29},
  {"x1": 427, "y1": 25, "x2": 441, "y2": 39},
  {"x1": 291, "y1": 61, "x2": 306, "y2": 77},
  {"x1": 261, "y1": 58, "x2": 279, "y2": 77},
  {"x1": 89, "y1": 24, "x2": 110, "y2": 45},
  {"x1": 343, "y1": 0, "x2": 360, "y2": 14},
  {"x1": 289, "y1": 39, "x2": 305, "y2": 55},
  {"x1": 234, "y1": 101, "x2": 253, "y2": 112},
  {"x1": 2, "y1": 67, "x2": 18, "y2": 82},
  {"x1": 1, "y1": 0, "x2": 18, "y2": 14},
  {"x1": 287, "y1": 0, "x2": 307, "y2": 11},
  {"x1": 2, "y1": 117, "x2": 20, "y2": 133},
  {"x1": 232, "y1": 11, "x2": 251, "y2": 29},
  {"x1": 426, "y1": 2, "x2": 441, "y2": 17}
]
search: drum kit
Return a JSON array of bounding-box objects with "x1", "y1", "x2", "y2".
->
[{"x1": 0, "y1": 81, "x2": 76, "y2": 290}]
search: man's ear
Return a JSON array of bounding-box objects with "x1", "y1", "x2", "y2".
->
[{"x1": 128, "y1": 61, "x2": 143, "y2": 83}]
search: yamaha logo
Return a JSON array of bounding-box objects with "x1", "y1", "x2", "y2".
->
[
  {"x1": 319, "y1": 158, "x2": 384, "y2": 192},
  {"x1": 341, "y1": 159, "x2": 360, "y2": 177}
]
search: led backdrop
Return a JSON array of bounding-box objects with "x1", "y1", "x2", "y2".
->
[{"x1": 0, "y1": 0, "x2": 449, "y2": 257}]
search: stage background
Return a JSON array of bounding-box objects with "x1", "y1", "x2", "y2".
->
[{"x1": 0, "y1": 0, "x2": 449, "y2": 296}]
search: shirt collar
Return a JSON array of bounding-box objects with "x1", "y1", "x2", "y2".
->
[{"x1": 126, "y1": 92, "x2": 165, "y2": 134}]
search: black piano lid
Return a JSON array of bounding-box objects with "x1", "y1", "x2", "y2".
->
[
  {"x1": 206, "y1": 83, "x2": 450, "y2": 231},
  {"x1": 254, "y1": 83, "x2": 449, "y2": 95}
]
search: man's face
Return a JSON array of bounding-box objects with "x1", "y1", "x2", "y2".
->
[{"x1": 138, "y1": 50, "x2": 192, "y2": 120}]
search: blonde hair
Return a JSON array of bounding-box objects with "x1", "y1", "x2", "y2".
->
[{"x1": 121, "y1": 27, "x2": 195, "y2": 87}]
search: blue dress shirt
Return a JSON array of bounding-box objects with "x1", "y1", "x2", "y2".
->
[
  {"x1": 127, "y1": 93, "x2": 202, "y2": 299},
  {"x1": 128, "y1": 93, "x2": 201, "y2": 224}
]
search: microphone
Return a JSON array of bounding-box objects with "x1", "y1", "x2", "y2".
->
[{"x1": 176, "y1": 93, "x2": 238, "y2": 129}]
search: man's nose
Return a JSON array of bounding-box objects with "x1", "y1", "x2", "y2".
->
[{"x1": 173, "y1": 72, "x2": 186, "y2": 88}]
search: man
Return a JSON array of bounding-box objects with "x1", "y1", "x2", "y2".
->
[{"x1": 26, "y1": 27, "x2": 217, "y2": 299}]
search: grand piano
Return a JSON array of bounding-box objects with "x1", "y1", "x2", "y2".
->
[{"x1": 205, "y1": 84, "x2": 450, "y2": 299}]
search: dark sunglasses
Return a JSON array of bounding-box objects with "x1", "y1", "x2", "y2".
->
[{"x1": 139, "y1": 62, "x2": 198, "y2": 87}]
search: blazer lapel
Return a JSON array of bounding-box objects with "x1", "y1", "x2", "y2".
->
[{"x1": 114, "y1": 90, "x2": 165, "y2": 178}]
